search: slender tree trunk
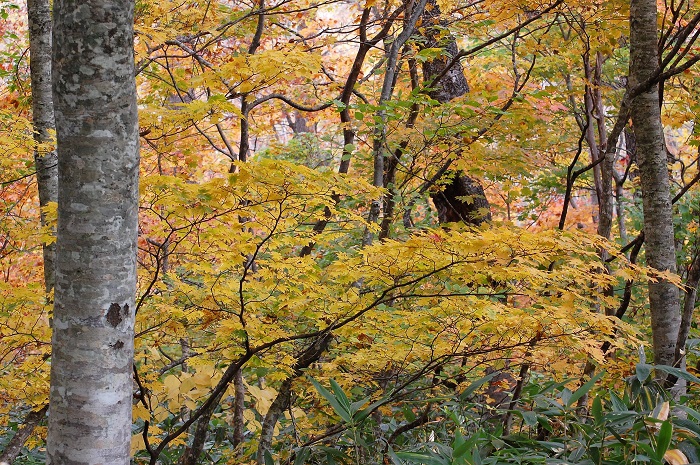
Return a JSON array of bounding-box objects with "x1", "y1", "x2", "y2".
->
[
  {"x1": 0, "y1": 405, "x2": 48, "y2": 464},
  {"x1": 0, "y1": 3, "x2": 58, "y2": 462},
  {"x1": 592, "y1": 52, "x2": 614, "y2": 246},
  {"x1": 28, "y1": 0, "x2": 58, "y2": 293},
  {"x1": 363, "y1": 0, "x2": 428, "y2": 246},
  {"x1": 255, "y1": 334, "x2": 332, "y2": 463},
  {"x1": 629, "y1": 0, "x2": 681, "y2": 366},
  {"x1": 613, "y1": 132, "x2": 629, "y2": 244},
  {"x1": 675, "y1": 252, "x2": 700, "y2": 366},
  {"x1": 232, "y1": 369, "x2": 246, "y2": 448},
  {"x1": 47, "y1": 0, "x2": 140, "y2": 462}
]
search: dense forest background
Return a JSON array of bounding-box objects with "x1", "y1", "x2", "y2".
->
[{"x1": 1, "y1": 0, "x2": 700, "y2": 463}]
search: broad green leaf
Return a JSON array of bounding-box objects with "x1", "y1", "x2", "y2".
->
[
  {"x1": 329, "y1": 379, "x2": 352, "y2": 412},
  {"x1": 592, "y1": 395, "x2": 603, "y2": 425},
  {"x1": 636, "y1": 363, "x2": 653, "y2": 382},
  {"x1": 520, "y1": 410, "x2": 538, "y2": 426},
  {"x1": 294, "y1": 447, "x2": 310, "y2": 465},
  {"x1": 656, "y1": 420, "x2": 673, "y2": 461},
  {"x1": 310, "y1": 378, "x2": 352, "y2": 423},
  {"x1": 655, "y1": 365, "x2": 700, "y2": 383},
  {"x1": 567, "y1": 371, "x2": 604, "y2": 407},
  {"x1": 395, "y1": 451, "x2": 447, "y2": 465},
  {"x1": 387, "y1": 445, "x2": 405, "y2": 465},
  {"x1": 452, "y1": 430, "x2": 469, "y2": 458},
  {"x1": 459, "y1": 372, "x2": 499, "y2": 401}
]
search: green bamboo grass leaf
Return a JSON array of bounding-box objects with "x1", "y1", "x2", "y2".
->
[
  {"x1": 567, "y1": 371, "x2": 604, "y2": 407},
  {"x1": 459, "y1": 372, "x2": 499, "y2": 401},
  {"x1": 655, "y1": 365, "x2": 700, "y2": 383},
  {"x1": 395, "y1": 452, "x2": 447, "y2": 465},
  {"x1": 592, "y1": 396, "x2": 603, "y2": 425},
  {"x1": 355, "y1": 397, "x2": 389, "y2": 423},
  {"x1": 387, "y1": 445, "x2": 405, "y2": 465},
  {"x1": 636, "y1": 363, "x2": 653, "y2": 382},
  {"x1": 656, "y1": 420, "x2": 673, "y2": 461},
  {"x1": 310, "y1": 378, "x2": 353, "y2": 423},
  {"x1": 329, "y1": 379, "x2": 352, "y2": 412}
]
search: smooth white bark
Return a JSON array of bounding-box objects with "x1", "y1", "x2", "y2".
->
[{"x1": 47, "y1": 0, "x2": 139, "y2": 463}]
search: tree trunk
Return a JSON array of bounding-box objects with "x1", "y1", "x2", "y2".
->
[
  {"x1": 420, "y1": 0, "x2": 490, "y2": 226},
  {"x1": 47, "y1": 0, "x2": 140, "y2": 462},
  {"x1": 0, "y1": 3, "x2": 59, "y2": 462},
  {"x1": 420, "y1": 0, "x2": 469, "y2": 102},
  {"x1": 629, "y1": 0, "x2": 681, "y2": 366},
  {"x1": 28, "y1": 0, "x2": 58, "y2": 293}
]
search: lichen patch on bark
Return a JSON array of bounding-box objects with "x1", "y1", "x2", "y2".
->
[{"x1": 106, "y1": 303, "x2": 122, "y2": 327}]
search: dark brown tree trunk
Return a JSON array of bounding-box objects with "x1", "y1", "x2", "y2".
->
[{"x1": 420, "y1": 0, "x2": 491, "y2": 226}]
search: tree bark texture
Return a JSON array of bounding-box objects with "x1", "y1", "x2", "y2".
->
[
  {"x1": 47, "y1": 0, "x2": 140, "y2": 463},
  {"x1": 420, "y1": 0, "x2": 469, "y2": 102},
  {"x1": 420, "y1": 0, "x2": 490, "y2": 226},
  {"x1": 28, "y1": 0, "x2": 58, "y2": 292},
  {"x1": 629, "y1": 0, "x2": 681, "y2": 366},
  {"x1": 0, "y1": 3, "x2": 59, "y2": 462}
]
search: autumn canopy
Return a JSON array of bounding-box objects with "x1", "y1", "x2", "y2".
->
[{"x1": 1, "y1": 0, "x2": 700, "y2": 463}]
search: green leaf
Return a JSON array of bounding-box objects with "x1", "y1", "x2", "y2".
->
[
  {"x1": 387, "y1": 445, "x2": 405, "y2": 465},
  {"x1": 459, "y1": 372, "x2": 499, "y2": 401},
  {"x1": 636, "y1": 363, "x2": 653, "y2": 382},
  {"x1": 310, "y1": 378, "x2": 353, "y2": 423},
  {"x1": 674, "y1": 418, "x2": 700, "y2": 438},
  {"x1": 329, "y1": 379, "x2": 352, "y2": 411},
  {"x1": 395, "y1": 452, "x2": 447, "y2": 465},
  {"x1": 471, "y1": 445, "x2": 482, "y2": 465},
  {"x1": 350, "y1": 396, "x2": 369, "y2": 414},
  {"x1": 520, "y1": 410, "x2": 538, "y2": 426},
  {"x1": 636, "y1": 442, "x2": 657, "y2": 461},
  {"x1": 592, "y1": 396, "x2": 603, "y2": 425},
  {"x1": 656, "y1": 420, "x2": 673, "y2": 461},
  {"x1": 452, "y1": 431, "x2": 469, "y2": 458},
  {"x1": 560, "y1": 388, "x2": 572, "y2": 406},
  {"x1": 415, "y1": 47, "x2": 443, "y2": 63},
  {"x1": 318, "y1": 446, "x2": 350, "y2": 463},
  {"x1": 294, "y1": 447, "x2": 310, "y2": 465},
  {"x1": 355, "y1": 397, "x2": 388, "y2": 423},
  {"x1": 654, "y1": 365, "x2": 700, "y2": 383},
  {"x1": 264, "y1": 450, "x2": 275, "y2": 465},
  {"x1": 609, "y1": 390, "x2": 628, "y2": 412},
  {"x1": 567, "y1": 371, "x2": 604, "y2": 407}
]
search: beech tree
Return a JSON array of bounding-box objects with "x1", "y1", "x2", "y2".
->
[
  {"x1": 0, "y1": 1, "x2": 55, "y2": 462},
  {"x1": 46, "y1": 0, "x2": 139, "y2": 463},
  {"x1": 28, "y1": 0, "x2": 56, "y2": 293},
  {"x1": 629, "y1": 0, "x2": 681, "y2": 367}
]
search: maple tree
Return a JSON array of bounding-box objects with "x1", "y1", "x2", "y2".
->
[{"x1": 0, "y1": 0, "x2": 700, "y2": 463}]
